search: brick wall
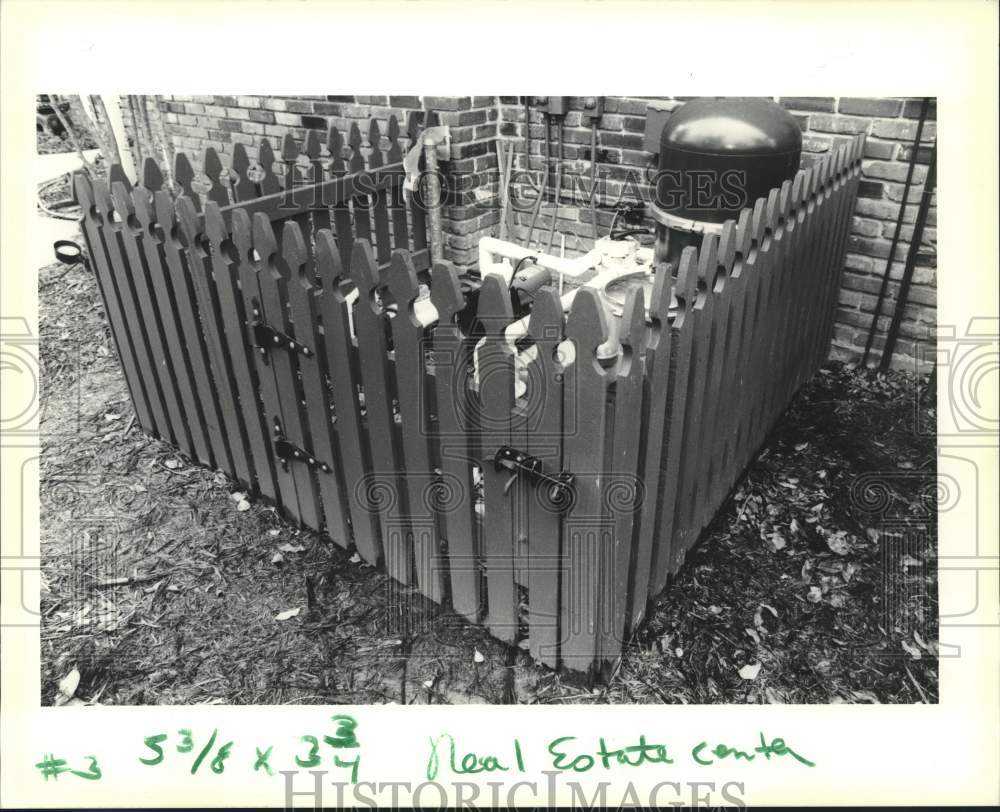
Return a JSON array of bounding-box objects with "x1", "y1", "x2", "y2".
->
[{"x1": 131, "y1": 94, "x2": 937, "y2": 372}]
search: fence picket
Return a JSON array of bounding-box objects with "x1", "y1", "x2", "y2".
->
[
  {"x1": 174, "y1": 152, "x2": 200, "y2": 212},
  {"x1": 314, "y1": 230, "x2": 382, "y2": 565},
  {"x1": 231, "y1": 142, "x2": 259, "y2": 202},
  {"x1": 560, "y1": 287, "x2": 616, "y2": 675},
  {"x1": 132, "y1": 188, "x2": 212, "y2": 465},
  {"x1": 387, "y1": 251, "x2": 445, "y2": 602},
  {"x1": 204, "y1": 147, "x2": 232, "y2": 209},
  {"x1": 387, "y1": 116, "x2": 410, "y2": 251},
  {"x1": 348, "y1": 124, "x2": 373, "y2": 244},
  {"x1": 204, "y1": 203, "x2": 280, "y2": 500},
  {"x1": 430, "y1": 261, "x2": 481, "y2": 621},
  {"x1": 477, "y1": 275, "x2": 518, "y2": 644},
  {"x1": 521, "y1": 286, "x2": 565, "y2": 667},
  {"x1": 350, "y1": 239, "x2": 413, "y2": 586},
  {"x1": 327, "y1": 126, "x2": 355, "y2": 272},
  {"x1": 251, "y1": 213, "x2": 322, "y2": 527},
  {"x1": 281, "y1": 221, "x2": 351, "y2": 543},
  {"x1": 74, "y1": 174, "x2": 156, "y2": 434},
  {"x1": 368, "y1": 120, "x2": 394, "y2": 265}
]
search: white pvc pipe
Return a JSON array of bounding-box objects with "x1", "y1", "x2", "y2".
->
[{"x1": 478, "y1": 236, "x2": 601, "y2": 286}]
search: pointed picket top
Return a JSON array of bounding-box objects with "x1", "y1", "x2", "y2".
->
[
  {"x1": 855, "y1": 133, "x2": 867, "y2": 163},
  {"x1": 791, "y1": 169, "x2": 808, "y2": 212},
  {"x1": 281, "y1": 220, "x2": 311, "y2": 292},
  {"x1": 142, "y1": 157, "x2": 164, "y2": 193},
  {"x1": 477, "y1": 274, "x2": 513, "y2": 340},
  {"x1": 566, "y1": 286, "x2": 614, "y2": 374},
  {"x1": 252, "y1": 211, "x2": 280, "y2": 269},
  {"x1": 778, "y1": 178, "x2": 793, "y2": 223},
  {"x1": 749, "y1": 197, "x2": 768, "y2": 245},
  {"x1": 386, "y1": 250, "x2": 420, "y2": 325},
  {"x1": 203, "y1": 200, "x2": 230, "y2": 248},
  {"x1": 527, "y1": 284, "x2": 565, "y2": 345},
  {"x1": 281, "y1": 131, "x2": 300, "y2": 163},
  {"x1": 110, "y1": 181, "x2": 137, "y2": 231},
  {"x1": 349, "y1": 239, "x2": 381, "y2": 307},
  {"x1": 619, "y1": 285, "x2": 646, "y2": 361},
  {"x1": 731, "y1": 209, "x2": 754, "y2": 279},
  {"x1": 674, "y1": 246, "x2": 700, "y2": 316},
  {"x1": 648, "y1": 262, "x2": 673, "y2": 328},
  {"x1": 258, "y1": 139, "x2": 281, "y2": 196},
  {"x1": 231, "y1": 142, "x2": 257, "y2": 202},
  {"x1": 763, "y1": 187, "x2": 782, "y2": 235},
  {"x1": 131, "y1": 184, "x2": 157, "y2": 231},
  {"x1": 108, "y1": 163, "x2": 133, "y2": 194},
  {"x1": 72, "y1": 172, "x2": 96, "y2": 219},
  {"x1": 798, "y1": 166, "x2": 814, "y2": 208},
  {"x1": 302, "y1": 129, "x2": 323, "y2": 182},
  {"x1": 715, "y1": 220, "x2": 738, "y2": 277},
  {"x1": 327, "y1": 126, "x2": 346, "y2": 175},
  {"x1": 387, "y1": 115, "x2": 403, "y2": 164},
  {"x1": 430, "y1": 260, "x2": 466, "y2": 327},
  {"x1": 348, "y1": 122, "x2": 366, "y2": 174},
  {"x1": 315, "y1": 229, "x2": 347, "y2": 294},
  {"x1": 153, "y1": 189, "x2": 177, "y2": 235},
  {"x1": 230, "y1": 206, "x2": 254, "y2": 259},
  {"x1": 696, "y1": 232, "x2": 720, "y2": 300},
  {"x1": 174, "y1": 152, "x2": 201, "y2": 212},
  {"x1": 203, "y1": 147, "x2": 231, "y2": 209},
  {"x1": 175, "y1": 193, "x2": 204, "y2": 246},
  {"x1": 406, "y1": 111, "x2": 422, "y2": 149},
  {"x1": 367, "y1": 119, "x2": 384, "y2": 169}
]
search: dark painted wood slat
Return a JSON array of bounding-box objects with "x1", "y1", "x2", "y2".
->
[
  {"x1": 477, "y1": 275, "x2": 518, "y2": 644},
  {"x1": 406, "y1": 113, "x2": 429, "y2": 255},
  {"x1": 560, "y1": 287, "x2": 616, "y2": 676},
  {"x1": 175, "y1": 197, "x2": 253, "y2": 487},
  {"x1": 628, "y1": 264, "x2": 672, "y2": 622},
  {"x1": 258, "y1": 138, "x2": 282, "y2": 197},
  {"x1": 141, "y1": 157, "x2": 163, "y2": 193},
  {"x1": 327, "y1": 127, "x2": 355, "y2": 273},
  {"x1": 303, "y1": 131, "x2": 331, "y2": 237},
  {"x1": 598, "y1": 286, "x2": 646, "y2": 677},
  {"x1": 204, "y1": 203, "x2": 280, "y2": 500},
  {"x1": 282, "y1": 221, "x2": 352, "y2": 545},
  {"x1": 350, "y1": 239, "x2": 412, "y2": 586},
  {"x1": 231, "y1": 143, "x2": 259, "y2": 202},
  {"x1": 367, "y1": 120, "x2": 394, "y2": 265},
  {"x1": 204, "y1": 147, "x2": 232, "y2": 209},
  {"x1": 252, "y1": 213, "x2": 322, "y2": 528},
  {"x1": 174, "y1": 152, "x2": 201, "y2": 212},
  {"x1": 231, "y1": 209, "x2": 300, "y2": 520},
  {"x1": 520, "y1": 286, "x2": 564, "y2": 667},
  {"x1": 430, "y1": 261, "x2": 481, "y2": 621},
  {"x1": 132, "y1": 188, "x2": 212, "y2": 465},
  {"x1": 648, "y1": 247, "x2": 699, "y2": 595},
  {"x1": 154, "y1": 191, "x2": 234, "y2": 473},
  {"x1": 282, "y1": 132, "x2": 318, "y2": 263},
  {"x1": 74, "y1": 174, "x2": 156, "y2": 434},
  {"x1": 671, "y1": 235, "x2": 720, "y2": 569},
  {"x1": 314, "y1": 230, "x2": 382, "y2": 565},
  {"x1": 92, "y1": 180, "x2": 172, "y2": 439},
  {"x1": 348, "y1": 124, "x2": 373, "y2": 246},
  {"x1": 387, "y1": 116, "x2": 410, "y2": 251},
  {"x1": 387, "y1": 250, "x2": 444, "y2": 603}
]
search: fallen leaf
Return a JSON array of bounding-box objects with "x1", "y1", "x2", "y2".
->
[
  {"x1": 165, "y1": 459, "x2": 180, "y2": 469},
  {"x1": 826, "y1": 530, "x2": 850, "y2": 555},
  {"x1": 807, "y1": 586, "x2": 823, "y2": 603},
  {"x1": 473, "y1": 649, "x2": 485, "y2": 664},
  {"x1": 278, "y1": 543, "x2": 305, "y2": 554},
  {"x1": 901, "y1": 640, "x2": 922, "y2": 660},
  {"x1": 738, "y1": 662, "x2": 762, "y2": 680},
  {"x1": 237, "y1": 498, "x2": 251, "y2": 512},
  {"x1": 766, "y1": 531, "x2": 786, "y2": 552},
  {"x1": 104, "y1": 413, "x2": 122, "y2": 422},
  {"x1": 275, "y1": 607, "x2": 301, "y2": 621},
  {"x1": 422, "y1": 679, "x2": 435, "y2": 689},
  {"x1": 232, "y1": 491, "x2": 246, "y2": 502},
  {"x1": 897, "y1": 460, "x2": 914, "y2": 469},
  {"x1": 745, "y1": 627, "x2": 761, "y2": 645},
  {"x1": 675, "y1": 647, "x2": 684, "y2": 657},
  {"x1": 829, "y1": 592, "x2": 846, "y2": 608},
  {"x1": 794, "y1": 442, "x2": 809, "y2": 451},
  {"x1": 271, "y1": 552, "x2": 284, "y2": 565},
  {"x1": 843, "y1": 562, "x2": 860, "y2": 582},
  {"x1": 708, "y1": 605, "x2": 722, "y2": 615},
  {"x1": 901, "y1": 554, "x2": 922, "y2": 569},
  {"x1": 789, "y1": 517, "x2": 800, "y2": 535},
  {"x1": 268, "y1": 528, "x2": 281, "y2": 537},
  {"x1": 349, "y1": 553, "x2": 362, "y2": 564},
  {"x1": 58, "y1": 667, "x2": 81, "y2": 699},
  {"x1": 865, "y1": 528, "x2": 880, "y2": 544}
]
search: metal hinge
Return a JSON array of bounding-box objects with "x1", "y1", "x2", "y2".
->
[
  {"x1": 251, "y1": 305, "x2": 314, "y2": 359},
  {"x1": 494, "y1": 445, "x2": 575, "y2": 512},
  {"x1": 273, "y1": 424, "x2": 331, "y2": 474}
]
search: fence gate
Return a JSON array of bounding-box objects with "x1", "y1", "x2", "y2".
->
[{"x1": 75, "y1": 117, "x2": 865, "y2": 680}]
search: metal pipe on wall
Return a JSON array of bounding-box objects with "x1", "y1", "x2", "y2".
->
[{"x1": 423, "y1": 132, "x2": 445, "y2": 262}]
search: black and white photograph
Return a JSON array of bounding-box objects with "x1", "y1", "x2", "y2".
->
[
  {"x1": 2, "y1": 2, "x2": 997, "y2": 809},
  {"x1": 37, "y1": 92, "x2": 940, "y2": 705}
]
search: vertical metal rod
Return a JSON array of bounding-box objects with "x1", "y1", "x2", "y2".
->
[
  {"x1": 879, "y1": 146, "x2": 937, "y2": 372},
  {"x1": 423, "y1": 134, "x2": 444, "y2": 262},
  {"x1": 589, "y1": 119, "x2": 600, "y2": 242},
  {"x1": 543, "y1": 118, "x2": 564, "y2": 253},
  {"x1": 862, "y1": 97, "x2": 930, "y2": 368}
]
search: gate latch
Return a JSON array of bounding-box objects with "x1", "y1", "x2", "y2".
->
[
  {"x1": 274, "y1": 435, "x2": 331, "y2": 474},
  {"x1": 252, "y1": 319, "x2": 314, "y2": 359},
  {"x1": 494, "y1": 445, "x2": 575, "y2": 512}
]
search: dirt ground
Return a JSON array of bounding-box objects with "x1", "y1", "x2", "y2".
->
[{"x1": 38, "y1": 244, "x2": 938, "y2": 706}]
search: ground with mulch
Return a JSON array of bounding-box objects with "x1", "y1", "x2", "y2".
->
[{"x1": 39, "y1": 252, "x2": 938, "y2": 706}]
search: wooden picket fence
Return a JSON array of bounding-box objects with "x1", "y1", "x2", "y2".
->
[{"x1": 74, "y1": 117, "x2": 864, "y2": 679}]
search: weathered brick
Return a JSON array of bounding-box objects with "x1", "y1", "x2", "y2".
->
[
  {"x1": 274, "y1": 111, "x2": 302, "y2": 127},
  {"x1": 902, "y1": 98, "x2": 937, "y2": 120},
  {"x1": 285, "y1": 100, "x2": 313, "y2": 114},
  {"x1": 851, "y1": 216, "x2": 882, "y2": 238},
  {"x1": 808, "y1": 114, "x2": 872, "y2": 135},
  {"x1": 425, "y1": 96, "x2": 472, "y2": 112},
  {"x1": 780, "y1": 97, "x2": 836, "y2": 113},
  {"x1": 863, "y1": 160, "x2": 928, "y2": 183},
  {"x1": 870, "y1": 118, "x2": 936, "y2": 141},
  {"x1": 848, "y1": 235, "x2": 893, "y2": 259},
  {"x1": 837, "y1": 97, "x2": 903, "y2": 117},
  {"x1": 857, "y1": 180, "x2": 884, "y2": 199},
  {"x1": 863, "y1": 139, "x2": 897, "y2": 160},
  {"x1": 249, "y1": 109, "x2": 275, "y2": 124},
  {"x1": 218, "y1": 119, "x2": 244, "y2": 133}
]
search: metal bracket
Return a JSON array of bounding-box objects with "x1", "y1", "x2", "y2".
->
[
  {"x1": 253, "y1": 320, "x2": 314, "y2": 358},
  {"x1": 274, "y1": 435, "x2": 331, "y2": 474},
  {"x1": 494, "y1": 445, "x2": 575, "y2": 512}
]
